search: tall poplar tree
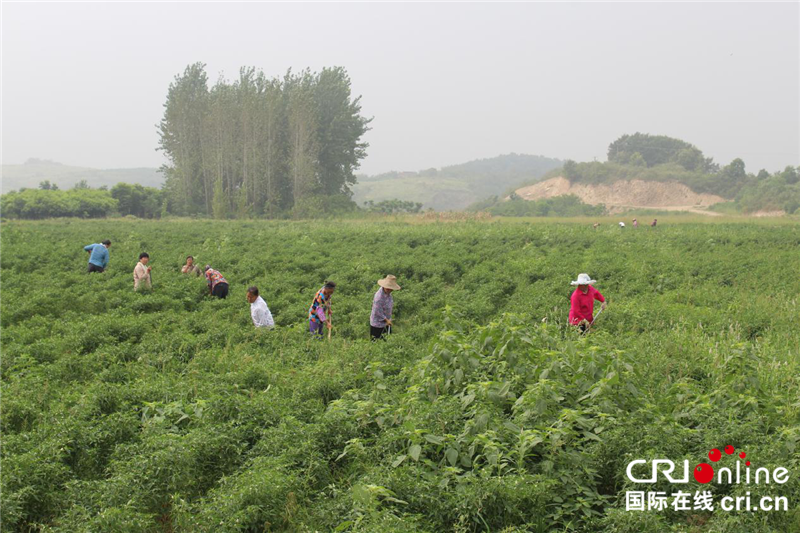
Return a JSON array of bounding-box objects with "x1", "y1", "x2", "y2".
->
[
  {"x1": 158, "y1": 63, "x2": 209, "y2": 215},
  {"x1": 157, "y1": 63, "x2": 369, "y2": 217}
]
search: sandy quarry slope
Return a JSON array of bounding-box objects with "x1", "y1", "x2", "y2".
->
[{"x1": 514, "y1": 177, "x2": 725, "y2": 215}]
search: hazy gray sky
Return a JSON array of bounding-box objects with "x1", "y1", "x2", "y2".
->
[{"x1": 3, "y1": 2, "x2": 798, "y2": 175}]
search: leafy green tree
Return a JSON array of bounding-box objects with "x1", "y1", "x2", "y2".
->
[
  {"x1": 157, "y1": 63, "x2": 370, "y2": 218},
  {"x1": 780, "y1": 165, "x2": 798, "y2": 185},
  {"x1": 736, "y1": 172, "x2": 800, "y2": 214},
  {"x1": 720, "y1": 158, "x2": 748, "y2": 194},
  {"x1": 608, "y1": 133, "x2": 707, "y2": 169},
  {"x1": 111, "y1": 183, "x2": 162, "y2": 218},
  {"x1": 1, "y1": 189, "x2": 117, "y2": 219},
  {"x1": 562, "y1": 160, "x2": 578, "y2": 179},
  {"x1": 212, "y1": 176, "x2": 229, "y2": 219},
  {"x1": 628, "y1": 152, "x2": 646, "y2": 167},
  {"x1": 286, "y1": 70, "x2": 320, "y2": 204},
  {"x1": 313, "y1": 67, "x2": 371, "y2": 197},
  {"x1": 259, "y1": 77, "x2": 291, "y2": 215},
  {"x1": 676, "y1": 148, "x2": 704, "y2": 171},
  {"x1": 234, "y1": 187, "x2": 250, "y2": 219},
  {"x1": 158, "y1": 62, "x2": 210, "y2": 215}
]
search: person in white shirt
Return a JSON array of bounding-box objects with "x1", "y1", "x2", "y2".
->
[
  {"x1": 246, "y1": 286, "x2": 274, "y2": 328},
  {"x1": 133, "y1": 252, "x2": 152, "y2": 291}
]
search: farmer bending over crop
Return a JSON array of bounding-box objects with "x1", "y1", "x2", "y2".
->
[
  {"x1": 569, "y1": 273, "x2": 606, "y2": 333},
  {"x1": 84, "y1": 240, "x2": 111, "y2": 273},
  {"x1": 371, "y1": 275, "x2": 400, "y2": 340},
  {"x1": 246, "y1": 286, "x2": 274, "y2": 328},
  {"x1": 181, "y1": 255, "x2": 201, "y2": 276},
  {"x1": 204, "y1": 265, "x2": 229, "y2": 299},
  {"x1": 308, "y1": 281, "x2": 335, "y2": 337},
  {"x1": 133, "y1": 252, "x2": 152, "y2": 291}
]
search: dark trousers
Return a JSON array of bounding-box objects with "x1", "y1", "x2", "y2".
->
[
  {"x1": 371, "y1": 324, "x2": 390, "y2": 340},
  {"x1": 212, "y1": 282, "x2": 229, "y2": 299},
  {"x1": 310, "y1": 320, "x2": 324, "y2": 338},
  {"x1": 87, "y1": 263, "x2": 105, "y2": 273}
]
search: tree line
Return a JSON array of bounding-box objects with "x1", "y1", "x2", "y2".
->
[
  {"x1": 0, "y1": 182, "x2": 163, "y2": 220},
  {"x1": 158, "y1": 63, "x2": 371, "y2": 218},
  {"x1": 1, "y1": 63, "x2": 371, "y2": 220}
]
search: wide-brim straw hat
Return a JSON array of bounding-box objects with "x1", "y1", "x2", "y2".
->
[
  {"x1": 570, "y1": 273, "x2": 596, "y2": 286},
  {"x1": 378, "y1": 275, "x2": 401, "y2": 290}
]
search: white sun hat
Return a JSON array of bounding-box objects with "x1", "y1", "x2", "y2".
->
[{"x1": 571, "y1": 273, "x2": 597, "y2": 286}]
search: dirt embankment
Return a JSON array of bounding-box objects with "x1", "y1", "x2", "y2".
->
[{"x1": 514, "y1": 177, "x2": 726, "y2": 215}]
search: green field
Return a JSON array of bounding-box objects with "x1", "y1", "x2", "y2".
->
[{"x1": 1, "y1": 218, "x2": 799, "y2": 532}]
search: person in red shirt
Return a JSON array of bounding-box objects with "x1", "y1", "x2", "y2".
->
[{"x1": 569, "y1": 273, "x2": 606, "y2": 332}]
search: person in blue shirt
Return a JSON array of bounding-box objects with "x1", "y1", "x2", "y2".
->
[{"x1": 84, "y1": 240, "x2": 111, "y2": 273}]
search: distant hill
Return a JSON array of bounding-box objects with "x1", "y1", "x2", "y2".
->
[
  {"x1": 487, "y1": 134, "x2": 800, "y2": 216},
  {"x1": 1, "y1": 159, "x2": 162, "y2": 193},
  {"x1": 352, "y1": 153, "x2": 563, "y2": 211}
]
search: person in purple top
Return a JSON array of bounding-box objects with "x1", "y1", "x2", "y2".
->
[{"x1": 370, "y1": 275, "x2": 401, "y2": 340}]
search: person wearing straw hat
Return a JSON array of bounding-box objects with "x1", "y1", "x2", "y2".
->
[
  {"x1": 370, "y1": 275, "x2": 401, "y2": 340},
  {"x1": 569, "y1": 273, "x2": 606, "y2": 332}
]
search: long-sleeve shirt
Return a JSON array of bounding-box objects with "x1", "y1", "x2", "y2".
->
[
  {"x1": 133, "y1": 262, "x2": 151, "y2": 291},
  {"x1": 84, "y1": 244, "x2": 109, "y2": 268},
  {"x1": 370, "y1": 288, "x2": 394, "y2": 328},
  {"x1": 250, "y1": 296, "x2": 275, "y2": 328},
  {"x1": 182, "y1": 264, "x2": 201, "y2": 276},
  {"x1": 308, "y1": 288, "x2": 329, "y2": 324},
  {"x1": 205, "y1": 269, "x2": 227, "y2": 290},
  {"x1": 569, "y1": 286, "x2": 605, "y2": 325}
]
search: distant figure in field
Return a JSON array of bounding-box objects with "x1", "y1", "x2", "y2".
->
[
  {"x1": 619, "y1": 222, "x2": 626, "y2": 228},
  {"x1": 204, "y1": 265, "x2": 229, "y2": 299},
  {"x1": 593, "y1": 223, "x2": 599, "y2": 230},
  {"x1": 569, "y1": 273, "x2": 606, "y2": 333},
  {"x1": 308, "y1": 281, "x2": 336, "y2": 337},
  {"x1": 633, "y1": 218, "x2": 639, "y2": 228},
  {"x1": 84, "y1": 240, "x2": 111, "y2": 273},
  {"x1": 181, "y1": 255, "x2": 201, "y2": 276},
  {"x1": 133, "y1": 253, "x2": 152, "y2": 291},
  {"x1": 246, "y1": 286, "x2": 274, "y2": 329},
  {"x1": 651, "y1": 218, "x2": 658, "y2": 227},
  {"x1": 371, "y1": 275, "x2": 401, "y2": 340}
]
